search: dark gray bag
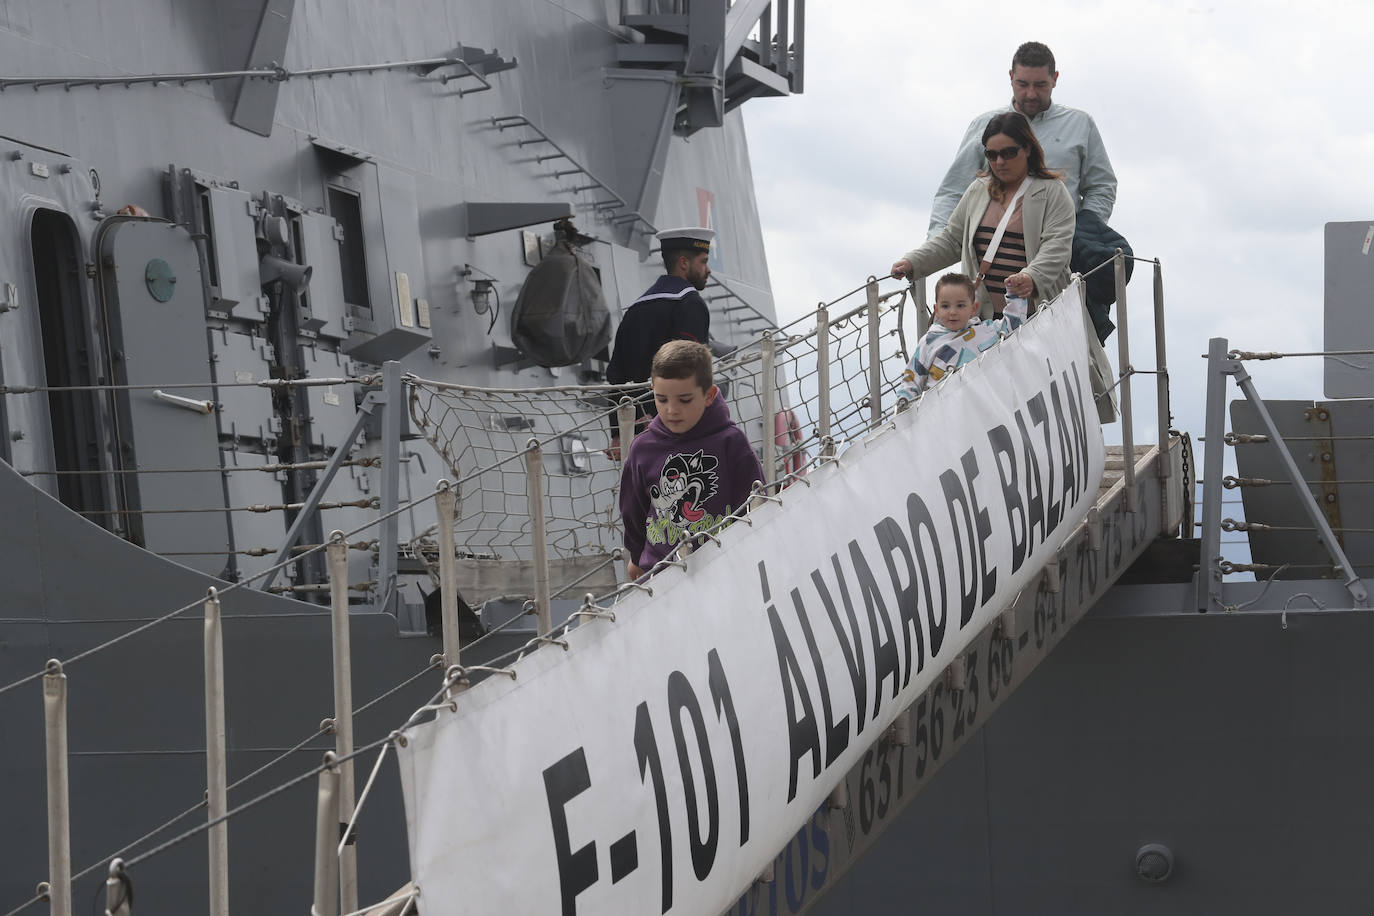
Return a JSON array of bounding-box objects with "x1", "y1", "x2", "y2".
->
[{"x1": 510, "y1": 243, "x2": 611, "y2": 367}]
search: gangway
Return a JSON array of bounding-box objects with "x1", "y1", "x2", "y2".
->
[
  {"x1": 7, "y1": 258, "x2": 1185, "y2": 916},
  {"x1": 745, "y1": 439, "x2": 1184, "y2": 915},
  {"x1": 395, "y1": 262, "x2": 1187, "y2": 916}
]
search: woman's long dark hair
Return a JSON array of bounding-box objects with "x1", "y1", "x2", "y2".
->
[{"x1": 979, "y1": 111, "x2": 1061, "y2": 201}]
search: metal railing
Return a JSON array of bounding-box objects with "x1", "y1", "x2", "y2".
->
[{"x1": 1196, "y1": 343, "x2": 1372, "y2": 611}]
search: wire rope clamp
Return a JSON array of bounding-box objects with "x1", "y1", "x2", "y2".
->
[
  {"x1": 944, "y1": 654, "x2": 967, "y2": 691},
  {"x1": 1044, "y1": 556, "x2": 1061, "y2": 594},
  {"x1": 997, "y1": 607, "x2": 1017, "y2": 642},
  {"x1": 1085, "y1": 506, "x2": 1102, "y2": 551}
]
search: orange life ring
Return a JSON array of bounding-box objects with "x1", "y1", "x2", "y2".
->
[{"x1": 773, "y1": 408, "x2": 807, "y2": 482}]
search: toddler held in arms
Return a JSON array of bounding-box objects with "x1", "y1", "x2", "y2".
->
[{"x1": 897, "y1": 272, "x2": 1028, "y2": 402}]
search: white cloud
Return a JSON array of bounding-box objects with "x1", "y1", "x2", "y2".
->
[{"x1": 744, "y1": 0, "x2": 1374, "y2": 446}]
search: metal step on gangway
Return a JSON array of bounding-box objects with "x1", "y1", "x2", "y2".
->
[{"x1": 394, "y1": 258, "x2": 1188, "y2": 916}]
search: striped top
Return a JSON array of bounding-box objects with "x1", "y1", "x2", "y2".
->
[{"x1": 973, "y1": 195, "x2": 1026, "y2": 313}]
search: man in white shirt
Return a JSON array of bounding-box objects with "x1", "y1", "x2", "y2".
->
[{"x1": 927, "y1": 42, "x2": 1117, "y2": 237}]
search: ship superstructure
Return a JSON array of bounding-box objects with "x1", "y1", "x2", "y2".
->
[
  {"x1": 3, "y1": 2, "x2": 1371, "y2": 916},
  {"x1": 0, "y1": 0, "x2": 807, "y2": 912}
]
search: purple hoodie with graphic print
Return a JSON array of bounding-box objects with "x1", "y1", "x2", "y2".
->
[{"x1": 619, "y1": 395, "x2": 765, "y2": 571}]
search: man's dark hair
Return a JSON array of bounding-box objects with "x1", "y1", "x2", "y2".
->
[
  {"x1": 662, "y1": 250, "x2": 690, "y2": 274},
  {"x1": 1012, "y1": 41, "x2": 1055, "y2": 73},
  {"x1": 652, "y1": 340, "x2": 713, "y2": 391},
  {"x1": 934, "y1": 272, "x2": 977, "y2": 301}
]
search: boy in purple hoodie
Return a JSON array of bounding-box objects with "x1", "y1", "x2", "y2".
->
[{"x1": 619, "y1": 340, "x2": 765, "y2": 579}]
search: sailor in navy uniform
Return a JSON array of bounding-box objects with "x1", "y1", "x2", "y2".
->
[{"x1": 606, "y1": 227, "x2": 714, "y2": 450}]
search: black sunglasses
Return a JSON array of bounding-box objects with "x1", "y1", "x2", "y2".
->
[{"x1": 984, "y1": 145, "x2": 1023, "y2": 162}]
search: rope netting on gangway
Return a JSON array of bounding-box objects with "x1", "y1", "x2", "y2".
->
[{"x1": 404, "y1": 281, "x2": 918, "y2": 593}]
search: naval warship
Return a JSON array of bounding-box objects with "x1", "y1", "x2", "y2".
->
[{"x1": 3, "y1": 2, "x2": 1372, "y2": 915}]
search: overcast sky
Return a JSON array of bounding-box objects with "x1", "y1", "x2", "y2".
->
[{"x1": 743, "y1": 0, "x2": 1374, "y2": 451}]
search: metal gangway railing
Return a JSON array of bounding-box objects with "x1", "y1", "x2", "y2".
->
[
  {"x1": 1196, "y1": 339, "x2": 1374, "y2": 612},
  {"x1": 2, "y1": 252, "x2": 1180, "y2": 916}
]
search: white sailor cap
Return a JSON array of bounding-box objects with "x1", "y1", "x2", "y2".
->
[{"x1": 656, "y1": 227, "x2": 715, "y2": 254}]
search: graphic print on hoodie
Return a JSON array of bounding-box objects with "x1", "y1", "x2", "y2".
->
[{"x1": 646, "y1": 449, "x2": 721, "y2": 546}]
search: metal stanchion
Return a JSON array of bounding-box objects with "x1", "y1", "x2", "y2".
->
[
  {"x1": 44, "y1": 659, "x2": 71, "y2": 916},
  {"x1": 761, "y1": 331, "x2": 777, "y2": 487},
  {"x1": 1197, "y1": 338, "x2": 1229, "y2": 613},
  {"x1": 435, "y1": 482, "x2": 461, "y2": 683},
  {"x1": 376, "y1": 360, "x2": 403, "y2": 616},
  {"x1": 328, "y1": 536, "x2": 358, "y2": 914},
  {"x1": 616, "y1": 396, "x2": 636, "y2": 464},
  {"x1": 866, "y1": 279, "x2": 882, "y2": 430},
  {"x1": 816, "y1": 304, "x2": 833, "y2": 457},
  {"x1": 203, "y1": 590, "x2": 229, "y2": 916},
  {"x1": 912, "y1": 278, "x2": 930, "y2": 339},
  {"x1": 1114, "y1": 252, "x2": 1137, "y2": 512},
  {"x1": 1153, "y1": 259, "x2": 1171, "y2": 488},
  {"x1": 311, "y1": 755, "x2": 341, "y2": 916},
  {"x1": 526, "y1": 440, "x2": 553, "y2": 635}
]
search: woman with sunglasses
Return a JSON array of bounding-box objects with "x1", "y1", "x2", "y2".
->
[{"x1": 892, "y1": 111, "x2": 1074, "y2": 319}]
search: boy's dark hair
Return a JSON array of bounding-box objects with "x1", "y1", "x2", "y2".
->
[
  {"x1": 652, "y1": 340, "x2": 713, "y2": 391},
  {"x1": 662, "y1": 250, "x2": 689, "y2": 274},
  {"x1": 934, "y1": 272, "x2": 977, "y2": 300},
  {"x1": 1012, "y1": 41, "x2": 1055, "y2": 73}
]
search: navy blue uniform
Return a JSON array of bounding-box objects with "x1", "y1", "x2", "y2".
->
[{"x1": 606, "y1": 276, "x2": 710, "y2": 427}]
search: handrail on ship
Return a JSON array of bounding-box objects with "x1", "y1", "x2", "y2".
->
[
  {"x1": 6, "y1": 252, "x2": 1178, "y2": 915},
  {"x1": 1197, "y1": 340, "x2": 1372, "y2": 610}
]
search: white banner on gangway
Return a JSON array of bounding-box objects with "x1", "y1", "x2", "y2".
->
[{"x1": 397, "y1": 283, "x2": 1106, "y2": 915}]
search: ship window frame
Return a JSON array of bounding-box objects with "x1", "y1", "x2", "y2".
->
[{"x1": 324, "y1": 176, "x2": 373, "y2": 320}]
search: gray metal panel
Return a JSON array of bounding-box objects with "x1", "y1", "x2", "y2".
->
[
  {"x1": 206, "y1": 185, "x2": 269, "y2": 320},
  {"x1": 0, "y1": 147, "x2": 101, "y2": 495},
  {"x1": 1232, "y1": 398, "x2": 1374, "y2": 578},
  {"x1": 1323, "y1": 220, "x2": 1374, "y2": 399},
  {"x1": 230, "y1": 0, "x2": 297, "y2": 137},
  {"x1": 295, "y1": 208, "x2": 350, "y2": 339},
  {"x1": 604, "y1": 71, "x2": 680, "y2": 227},
  {"x1": 805, "y1": 607, "x2": 1374, "y2": 916},
  {"x1": 301, "y1": 346, "x2": 359, "y2": 451},
  {"x1": 100, "y1": 220, "x2": 229, "y2": 574},
  {"x1": 209, "y1": 328, "x2": 278, "y2": 442},
  {"x1": 318, "y1": 461, "x2": 375, "y2": 593}
]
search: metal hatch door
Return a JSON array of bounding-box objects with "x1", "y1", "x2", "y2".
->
[{"x1": 97, "y1": 218, "x2": 230, "y2": 575}]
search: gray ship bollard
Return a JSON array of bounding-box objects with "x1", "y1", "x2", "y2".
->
[
  {"x1": 311, "y1": 755, "x2": 341, "y2": 916},
  {"x1": 203, "y1": 589, "x2": 229, "y2": 916},
  {"x1": 526, "y1": 440, "x2": 553, "y2": 635},
  {"x1": 328, "y1": 535, "x2": 359, "y2": 914},
  {"x1": 44, "y1": 659, "x2": 71, "y2": 916}
]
